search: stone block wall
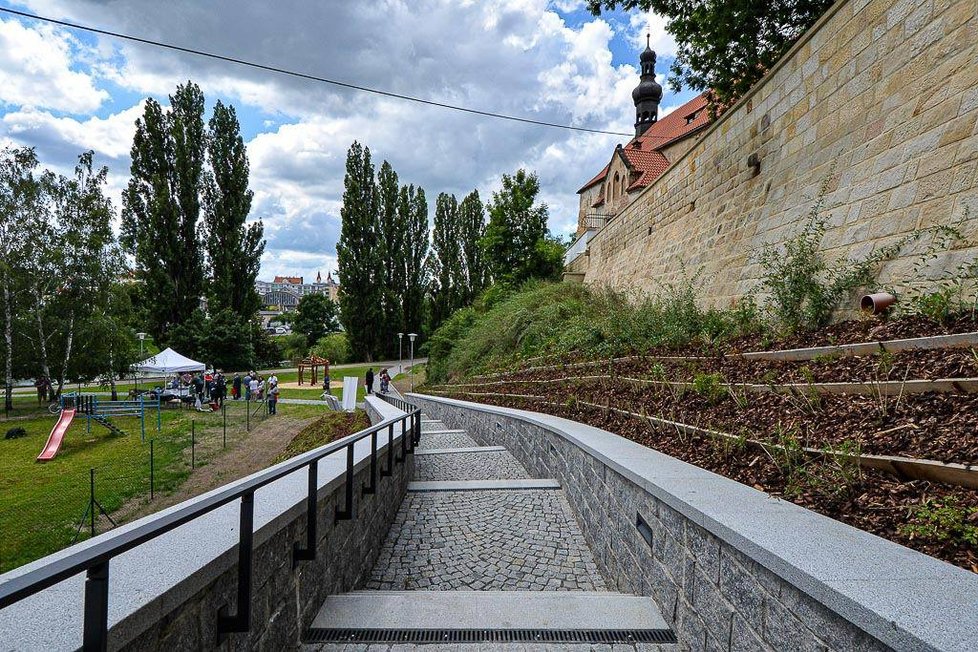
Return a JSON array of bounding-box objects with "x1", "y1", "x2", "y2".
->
[
  {"x1": 582, "y1": 0, "x2": 978, "y2": 307},
  {"x1": 409, "y1": 394, "x2": 978, "y2": 651}
]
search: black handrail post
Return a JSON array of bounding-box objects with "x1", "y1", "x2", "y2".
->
[
  {"x1": 82, "y1": 561, "x2": 109, "y2": 652},
  {"x1": 223, "y1": 404, "x2": 227, "y2": 448},
  {"x1": 191, "y1": 420, "x2": 196, "y2": 470},
  {"x1": 217, "y1": 491, "x2": 254, "y2": 642},
  {"x1": 381, "y1": 424, "x2": 393, "y2": 478},
  {"x1": 292, "y1": 462, "x2": 319, "y2": 566},
  {"x1": 334, "y1": 443, "x2": 354, "y2": 522},
  {"x1": 397, "y1": 418, "x2": 407, "y2": 464},
  {"x1": 414, "y1": 411, "x2": 421, "y2": 445},
  {"x1": 362, "y1": 431, "x2": 377, "y2": 495},
  {"x1": 149, "y1": 440, "x2": 155, "y2": 500}
]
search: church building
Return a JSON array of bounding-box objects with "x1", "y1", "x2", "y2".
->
[{"x1": 574, "y1": 39, "x2": 711, "y2": 240}]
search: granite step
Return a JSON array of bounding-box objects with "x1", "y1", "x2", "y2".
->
[{"x1": 304, "y1": 591, "x2": 675, "y2": 648}]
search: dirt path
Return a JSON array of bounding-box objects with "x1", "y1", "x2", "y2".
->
[{"x1": 108, "y1": 414, "x2": 316, "y2": 524}]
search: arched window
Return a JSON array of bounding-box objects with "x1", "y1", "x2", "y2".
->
[{"x1": 613, "y1": 172, "x2": 620, "y2": 199}]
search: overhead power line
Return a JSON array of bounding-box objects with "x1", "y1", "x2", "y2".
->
[{"x1": 0, "y1": 6, "x2": 632, "y2": 137}]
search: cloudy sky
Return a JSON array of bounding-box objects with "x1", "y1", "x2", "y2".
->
[{"x1": 0, "y1": 0, "x2": 696, "y2": 282}]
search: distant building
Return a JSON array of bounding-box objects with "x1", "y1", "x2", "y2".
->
[{"x1": 256, "y1": 271, "x2": 340, "y2": 309}]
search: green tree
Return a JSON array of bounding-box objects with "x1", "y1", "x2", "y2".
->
[
  {"x1": 401, "y1": 184, "x2": 429, "y2": 338},
  {"x1": 122, "y1": 82, "x2": 207, "y2": 343},
  {"x1": 337, "y1": 141, "x2": 381, "y2": 360},
  {"x1": 293, "y1": 293, "x2": 341, "y2": 347},
  {"x1": 481, "y1": 169, "x2": 553, "y2": 286},
  {"x1": 0, "y1": 147, "x2": 41, "y2": 410},
  {"x1": 458, "y1": 189, "x2": 488, "y2": 304},
  {"x1": 376, "y1": 160, "x2": 405, "y2": 357},
  {"x1": 429, "y1": 193, "x2": 465, "y2": 330},
  {"x1": 312, "y1": 332, "x2": 352, "y2": 364},
  {"x1": 204, "y1": 100, "x2": 265, "y2": 319},
  {"x1": 586, "y1": 0, "x2": 833, "y2": 111}
]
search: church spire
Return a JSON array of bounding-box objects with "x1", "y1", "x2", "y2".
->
[{"x1": 632, "y1": 33, "x2": 663, "y2": 136}]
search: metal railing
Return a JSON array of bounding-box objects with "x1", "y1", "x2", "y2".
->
[
  {"x1": 376, "y1": 393, "x2": 417, "y2": 413},
  {"x1": 581, "y1": 212, "x2": 609, "y2": 230},
  {"x1": 0, "y1": 405, "x2": 422, "y2": 651}
]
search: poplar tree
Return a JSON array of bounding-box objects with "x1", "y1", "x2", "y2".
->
[
  {"x1": 122, "y1": 82, "x2": 207, "y2": 343},
  {"x1": 376, "y1": 160, "x2": 404, "y2": 357},
  {"x1": 401, "y1": 184, "x2": 429, "y2": 338},
  {"x1": 337, "y1": 142, "x2": 382, "y2": 361},
  {"x1": 429, "y1": 193, "x2": 465, "y2": 330},
  {"x1": 458, "y1": 189, "x2": 488, "y2": 303},
  {"x1": 204, "y1": 100, "x2": 264, "y2": 319}
]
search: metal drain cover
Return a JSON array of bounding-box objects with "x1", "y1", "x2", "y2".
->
[{"x1": 305, "y1": 627, "x2": 677, "y2": 644}]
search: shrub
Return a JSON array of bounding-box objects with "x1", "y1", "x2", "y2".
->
[
  {"x1": 691, "y1": 372, "x2": 725, "y2": 404},
  {"x1": 752, "y1": 177, "x2": 945, "y2": 334},
  {"x1": 312, "y1": 332, "x2": 351, "y2": 365},
  {"x1": 4, "y1": 427, "x2": 27, "y2": 440}
]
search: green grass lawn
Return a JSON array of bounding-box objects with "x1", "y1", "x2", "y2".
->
[{"x1": 0, "y1": 399, "x2": 326, "y2": 573}]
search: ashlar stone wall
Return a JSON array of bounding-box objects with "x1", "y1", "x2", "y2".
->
[{"x1": 581, "y1": 0, "x2": 978, "y2": 306}]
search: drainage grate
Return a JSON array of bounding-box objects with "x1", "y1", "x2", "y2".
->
[{"x1": 305, "y1": 628, "x2": 677, "y2": 644}]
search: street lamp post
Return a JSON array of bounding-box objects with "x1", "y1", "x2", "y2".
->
[
  {"x1": 136, "y1": 332, "x2": 147, "y2": 393},
  {"x1": 398, "y1": 332, "x2": 404, "y2": 376},
  {"x1": 408, "y1": 333, "x2": 417, "y2": 392}
]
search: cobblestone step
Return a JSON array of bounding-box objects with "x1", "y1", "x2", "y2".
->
[
  {"x1": 414, "y1": 449, "x2": 529, "y2": 481},
  {"x1": 415, "y1": 430, "x2": 479, "y2": 450},
  {"x1": 309, "y1": 590, "x2": 670, "y2": 631},
  {"x1": 366, "y1": 488, "x2": 606, "y2": 592}
]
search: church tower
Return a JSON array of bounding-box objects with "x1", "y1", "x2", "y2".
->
[{"x1": 632, "y1": 34, "x2": 663, "y2": 137}]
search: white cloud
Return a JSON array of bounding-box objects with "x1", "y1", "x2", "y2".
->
[
  {"x1": 6, "y1": 0, "x2": 659, "y2": 280},
  {"x1": 628, "y1": 10, "x2": 677, "y2": 58},
  {"x1": 0, "y1": 17, "x2": 108, "y2": 113}
]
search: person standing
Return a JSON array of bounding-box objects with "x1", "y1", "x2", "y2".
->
[
  {"x1": 215, "y1": 373, "x2": 227, "y2": 406},
  {"x1": 249, "y1": 374, "x2": 260, "y2": 401},
  {"x1": 365, "y1": 368, "x2": 374, "y2": 395},
  {"x1": 268, "y1": 380, "x2": 279, "y2": 415},
  {"x1": 232, "y1": 374, "x2": 241, "y2": 400}
]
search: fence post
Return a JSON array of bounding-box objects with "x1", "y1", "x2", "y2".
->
[
  {"x1": 223, "y1": 403, "x2": 227, "y2": 448},
  {"x1": 89, "y1": 468, "x2": 96, "y2": 538},
  {"x1": 246, "y1": 397, "x2": 250, "y2": 432},
  {"x1": 191, "y1": 420, "x2": 196, "y2": 470},
  {"x1": 150, "y1": 439, "x2": 155, "y2": 500},
  {"x1": 140, "y1": 395, "x2": 146, "y2": 442},
  {"x1": 157, "y1": 396, "x2": 161, "y2": 432}
]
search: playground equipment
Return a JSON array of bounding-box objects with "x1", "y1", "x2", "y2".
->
[
  {"x1": 297, "y1": 355, "x2": 329, "y2": 386},
  {"x1": 36, "y1": 407, "x2": 76, "y2": 462},
  {"x1": 35, "y1": 393, "x2": 161, "y2": 462}
]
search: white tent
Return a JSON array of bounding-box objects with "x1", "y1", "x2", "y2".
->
[{"x1": 133, "y1": 347, "x2": 206, "y2": 374}]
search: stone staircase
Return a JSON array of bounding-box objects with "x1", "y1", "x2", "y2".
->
[{"x1": 304, "y1": 417, "x2": 677, "y2": 650}]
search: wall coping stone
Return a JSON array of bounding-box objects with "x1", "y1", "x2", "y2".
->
[
  {"x1": 408, "y1": 393, "x2": 978, "y2": 652},
  {"x1": 0, "y1": 401, "x2": 411, "y2": 651}
]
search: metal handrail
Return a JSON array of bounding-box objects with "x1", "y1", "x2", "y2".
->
[{"x1": 0, "y1": 405, "x2": 421, "y2": 650}]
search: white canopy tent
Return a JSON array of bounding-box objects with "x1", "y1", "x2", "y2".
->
[{"x1": 132, "y1": 347, "x2": 205, "y2": 374}]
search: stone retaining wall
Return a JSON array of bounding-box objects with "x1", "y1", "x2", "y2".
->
[
  {"x1": 409, "y1": 393, "x2": 978, "y2": 652},
  {"x1": 580, "y1": 0, "x2": 978, "y2": 307},
  {"x1": 0, "y1": 401, "x2": 413, "y2": 651}
]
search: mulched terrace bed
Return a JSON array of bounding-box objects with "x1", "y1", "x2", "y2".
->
[
  {"x1": 430, "y1": 392, "x2": 978, "y2": 573},
  {"x1": 473, "y1": 348, "x2": 978, "y2": 385},
  {"x1": 465, "y1": 379, "x2": 978, "y2": 463}
]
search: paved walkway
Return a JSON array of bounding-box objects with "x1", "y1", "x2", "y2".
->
[{"x1": 305, "y1": 416, "x2": 676, "y2": 650}]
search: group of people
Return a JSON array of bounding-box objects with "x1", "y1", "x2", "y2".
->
[
  {"x1": 229, "y1": 371, "x2": 280, "y2": 414},
  {"x1": 34, "y1": 375, "x2": 53, "y2": 404},
  {"x1": 164, "y1": 370, "x2": 280, "y2": 414},
  {"x1": 364, "y1": 368, "x2": 391, "y2": 395}
]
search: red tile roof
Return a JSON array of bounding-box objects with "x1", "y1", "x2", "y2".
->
[
  {"x1": 577, "y1": 93, "x2": 710, "y2": 194},
  {"x1": 274, "y1": 276, "x2": 304, "y2": 284}
]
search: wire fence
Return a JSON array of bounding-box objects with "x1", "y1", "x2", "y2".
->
[{"x1": 0, "y1": 397, "x2": 273, "y2": 574}]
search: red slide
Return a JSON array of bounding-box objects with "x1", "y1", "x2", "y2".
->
[{"x1": 36, "y1": 408, "x2": 76, "y2": 462}]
